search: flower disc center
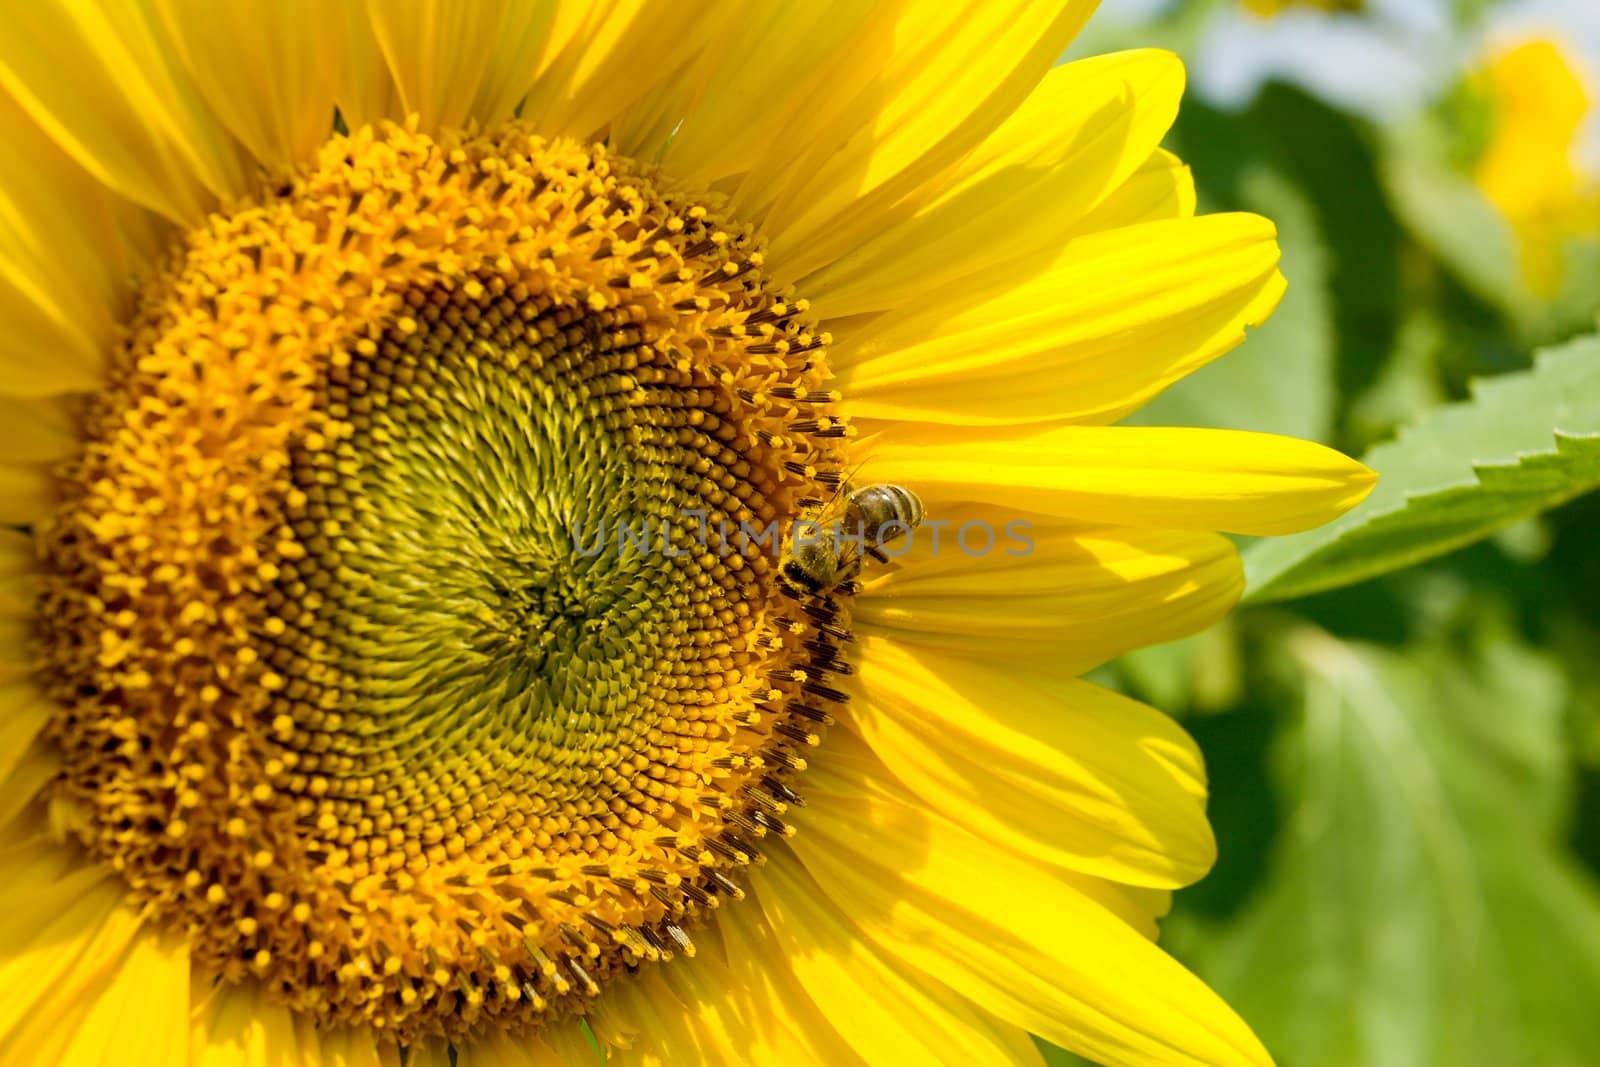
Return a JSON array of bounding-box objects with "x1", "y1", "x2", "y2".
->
[{"x1": 33, "y1": 123, "x2": 850, "y2": 1041}]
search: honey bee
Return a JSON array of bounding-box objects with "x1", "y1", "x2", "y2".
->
[{"x1": 783, "y1": 482, "x2": 925, "y2": 594}]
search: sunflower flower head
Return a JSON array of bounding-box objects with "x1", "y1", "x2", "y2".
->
[{"x1": 0, "y1": 3, "x2": 1373, "y2": 1065}]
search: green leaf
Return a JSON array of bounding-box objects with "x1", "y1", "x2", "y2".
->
[
  {"x1": 1244, "y1": 334, "x2": 1600, "y2": 603},
  {"x1": 1129, "y1": 166, "x2": 1335, "y2": 441},
  {"x1": 1168, "y1": 84, "x2": 1407, "y2": 428},
  {"x1": 1450, "y1": 0, "x2": 1499, "y2": 25},
  {"x1": 1166, "y1": 629, "x2": 1600, "y2": 1067},
  {"x1": 1114, "y1": 618, "x2": 1244, "y2": 717},
  {"x1": 1381, "y1": 116, "x2": 1600, "y2": 345},
  {"x1": 1379, "y1": 121, "x2": 1533, "y2": 320},
  {"x1": 1341, "y1": 308, "x2": 1452, "y2": 452}
]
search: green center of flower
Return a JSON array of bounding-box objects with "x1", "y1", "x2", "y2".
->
[{"x1": 33, "y1": 122, "x2": 852, "y2": 1042}]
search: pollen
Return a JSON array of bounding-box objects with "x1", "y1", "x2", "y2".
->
[{"x1": 33, "y1": 122, "x2": 855, "y2": 1042}]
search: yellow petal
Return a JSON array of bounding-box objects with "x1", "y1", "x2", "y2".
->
[
  {"x1": 0, "y1": 843, "x2": 187, "y2": 1067},
  {"x1": 0, "y1": 0, "x2": 249, "y2": 223},
  {"x1": 328, "y1": 3, "x2": 401, "y2": 132},
  {"x1": 0, "y1": 528, "x2": 35, "y2": 621},
  {"x1": 412, "y1": 1030, "x2": 563, "y2": 1067},
  {"x1": 835, "y1": 213, "x2": 1283, "y2": 426},
  {"x1": 150, "y1": 0, "x2": 372, "y2": 171},
  {"x1": 463, "y1": 6, "x2": 586, "y2": 129},
  {"x1": 544, "y1": 1026, "x2": 602, "y2": 1067},
  {"x1": 0, "y1": 94, "x2": 158, "y2": 396},
  {"x1": 604, "y1": 904, "x2": 856, "y2": 1067},
  {"x1": 0, "y1": 847, "x2": 124, "y2": 1049},
  {"x1": 613, "y1": 1, "x2": 878, "y2": 187},
  {"x1": 190, "y1": 979, "x2": 305, "y2": 1067},
  {"x1": 0, "y1": 284, "x2": 105, "y2": 396},
  {"x1": 749, "y1": 0, "x2": 1097, "y2": 283},
  {"x1": 0, "y1": 459, "x2": 55, "y2": 525},
  {"x1": 35, "y1": 929, "x2": 189, "y2": 1067},
  {"x1": 0, "y1": 624, "x2": 33, "y2": 686},
  {"x1": 309, "y1": 1023, "x2": 401, "y2": 1067},
  {"x1": 606, "y1": 973, "x2": 751, "y2": 1067},
  {"x1": 0, "y1": 740, "x2": 55, "y2": 834},
  {"x1": 0, "y1": 528, "x2": 33, "y2": 578},
  {"x1": 853, "y1": 504, "x2": 1242, "y2": 667},
  {"x1": 515, "y1": 1, "x2": 723, "y2": 144},
  {"x1": 364, "y1": 0, "x2": 548, "y2": 132},
  {"x1": 792, "y1": 743, "x2": 1274, "y2": 1067},
  {"x1": 451, "y1": 1029, "x2": 563, "y2": 1067},
  {"x1": 0, "y1": 679, "x2": 54, "y2": 803},
  {"x1": 845, "y1": 636, "x2": 1216, "y2": 888},
  {"x1": 806, "y1": 49, "x2": 1188, "y2": 318},
  {"x1": 1067, "y1": 148, "x2": 1195, "y2": 233},
  {"x1": 190, "y1": 976, "x2": 399, "y2": 1067},
  {"x1": 1068, "y1": 880, "x2": 1173, "y2": 944},
  {"x1": 0, "y1": 630, "x2": 53, "y2": 828},
  {"x1": 753, "y1": 847, "x2": 1048, "y2": 1066},
  {"x1": 867, "y1": 423, "x2": 1376, "y2": 536},
  {"x1": 0, "y1": 394, "x2": 78, "y2": 462}
]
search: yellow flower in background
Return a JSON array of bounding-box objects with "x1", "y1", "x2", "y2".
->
[
  {"x1": 1471, "y1": 37, "x2": 1600, "y2": 295},
  {"x1": 1240, "y1": 0, "x2": 1364, "y2": 19},
  {"x1": 0, "y1": 2, "x2": 1373, "y2": 1066}
]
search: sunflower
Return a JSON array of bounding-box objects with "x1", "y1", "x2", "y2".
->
[
  {"x1": 1467, "y1": 36, "x2": 1600, "y2": 296},
  {"x1": 0, "y1": 3, "x2": 1374, "y2": 1065}
]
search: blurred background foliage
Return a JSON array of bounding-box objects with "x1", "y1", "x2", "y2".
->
[{"x1": 1048, "y1": 0, "x2": 1600, "y2": 1063}]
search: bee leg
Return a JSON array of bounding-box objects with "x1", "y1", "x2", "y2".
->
[{"x1": 864, "y1": 545, "x2": 889, "y2": 564}]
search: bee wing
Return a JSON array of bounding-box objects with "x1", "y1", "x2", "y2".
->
[
  {"x1": 797, "y1": 457, "x2": 865, "y2": 527},
  {"x1": 838, "y1": 457, "x2": 873, "y2": 497}
]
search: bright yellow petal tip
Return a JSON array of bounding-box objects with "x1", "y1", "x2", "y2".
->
[{"x1": 870, "y1": 425, "x2": 1377, "y2": 537}]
